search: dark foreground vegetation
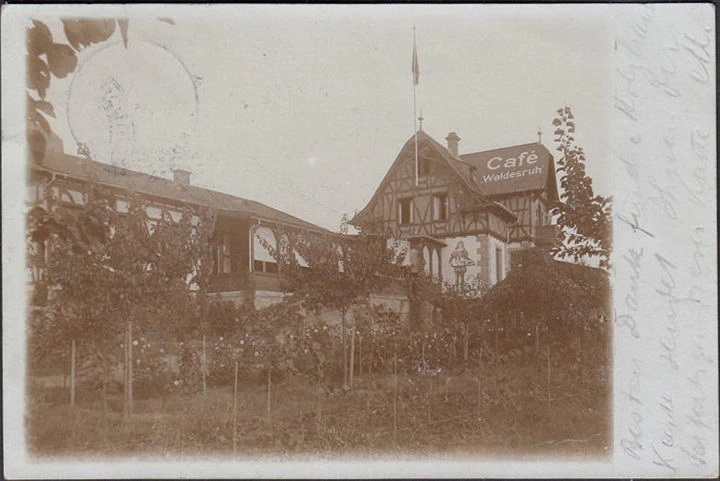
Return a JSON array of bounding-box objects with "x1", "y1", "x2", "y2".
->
[{"x1": 27, "y1": 307, "x2": 610, "y2": 459}]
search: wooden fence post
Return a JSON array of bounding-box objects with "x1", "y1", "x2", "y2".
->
[
  {"x1": 358, "y1": 333, "x2": 363, "y2": 377},
  {"x1": 102, "y1": 380, "x2": 108, "y2": 414},
  {"x1": 233, "y1": 361, "x2": 238, "y2": 454},
  {"x1": 494, "y1": 315, "x2": 499, "y2": 354},
  {"x1": 463, "y1": 322, "x2": 469, "y2": 365},
  {"x1": 547, "y1": 346, "x2": 551, "y2": 414},
  {"x1": 369, "y1": 336, "x2": 374, "y2": 376},
  {"x1": 70, "y1": 339, "x2": 76, "y2": 407},
  {"x1": 349, "y1": 323, "x2": 356, "y2": 389},
  {"x1": 341, "y1": 310, "x2": 348, "y2": 388},
  {"x1": 202, "y1": 335, "x2": 207, "y2": 396},
  {"x1": 266, "y1": 366, "x2": 272, "y2": 418},
  {"x1": 393, "y1": 350, "x2": 398, "y2": 443},
  {"x1": 128, "y1": 321, "x2": 133, "y2": 415},
  {"x1": 123, "y1": 329, "x2": 128, "y2": 419}
]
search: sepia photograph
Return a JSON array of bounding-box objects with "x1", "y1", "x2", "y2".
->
[{"x1": 2, "y1": 3, "x2": 717, "y2": 478}]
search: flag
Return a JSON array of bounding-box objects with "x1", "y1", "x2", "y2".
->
[{"x1": 412, "y1": 37, "x2": 420, "y2": 86}]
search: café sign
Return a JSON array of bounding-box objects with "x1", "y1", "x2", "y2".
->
[{"x1": 481, "y1": 149, "x2": 543, "y2": 183}]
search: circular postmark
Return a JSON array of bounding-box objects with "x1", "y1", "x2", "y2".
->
[{"x1": 66, "y1": 39, "x2": 198, "y2": 174}]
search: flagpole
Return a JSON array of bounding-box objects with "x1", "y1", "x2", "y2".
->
[{"x1": 413, "y1": 25, "x2": 419, "y2": 188}]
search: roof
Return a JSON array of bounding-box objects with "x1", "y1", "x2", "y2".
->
[
  {"x1": 351, "y1": 131, "x2": 516, "y2": 225},
  {"x1": 32, "y1": 151, "x2": 328, "y2": 233},
  {"x1": 408, "y1": 234, "x2": 447, "y2": 247},
  {"x1": 460, "y1": 142, "x2": 559, "y2": 200}
]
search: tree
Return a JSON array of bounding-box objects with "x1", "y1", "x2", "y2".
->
[
  {"x1": 428, "y1": 276, "x2": 488, "y2": 366},
  {"x1": 551, "y1": 106, "x2": 612, "y2": 269},
  {"x1": 30, "y1": 183, "x2": 214, "y2": 395},
  {"x1": 261, "y1": 229, "x2": 405, "y2": 388},
  {"x1": 27, "y1": 18, "x2": 133, "y2": 163}
]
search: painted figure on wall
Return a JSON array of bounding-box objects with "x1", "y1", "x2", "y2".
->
[{"x1": 449, "y1": 241, "x2": 474, "y2": 287}]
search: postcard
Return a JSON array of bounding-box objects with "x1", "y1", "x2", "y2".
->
[{"x1": 2, "y1": 3, "x2": 717, "y2": 478}]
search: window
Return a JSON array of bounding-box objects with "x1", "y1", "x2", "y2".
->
[
  {"x1": 399, "y1": 198, "x2": 413, "y2": 225},
  {"x1": 423, "y1": 246, "x2": 431, "y2": 275},
  {"x1": 253, "y1": 226, "x2": 279, "y2": 274},
  {"x1": 214, "y1": 233, "x2": 232, "y2": 274},
  {"x1": 432, "y1": 193, "x2": 449, "y2": 221},
  {"x1": 254, "y1": 259, "x2": 279, "y2": 273},
  {"x1": 495, "y1": 246, "x2": 503, "y2": 283},
  {"x1": 537, "y1": 202, "x2": 543, "y2": 227}
]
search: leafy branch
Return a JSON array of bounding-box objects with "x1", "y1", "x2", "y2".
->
[{"x1": 550, "y1": 106, "x2": 612, "y2": 269}]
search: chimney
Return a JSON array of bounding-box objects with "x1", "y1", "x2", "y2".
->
[
  {"x1": 173, "y1": 169, "x2": 191, "y2": 185},
  {"x1": 445, "y1": 132, "x2": 461, "y2": 157}
]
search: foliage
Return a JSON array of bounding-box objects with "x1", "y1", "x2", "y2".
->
[
  {"x1": 258, "y1": 229, "x2": 406, "y2": 387},
  {"x1": 127, "y1": 334, "x2": 174, "y2": 399},
  {"x1": 205, "y1": 300, "x2": 242, "y2": 337},
  {"x1": 427, "y1": 275, "x2": 488, "y2": 328},
  {"x1": 263, "y1": 231, "x2": 405, "y2": 316},
  {"x1": 27, "y1": 324, "x2": 610, "y2": 456},
  {"x1": 480, "y1": 248, "x2": 611, "y2": 330},
  {"x1": 26, "y1": 18, "x2": 132, "y2": 162},
  {"x1": 29, "y1": 183, "x2": 214, "y2": 385},
  {"x1": 551, "y1": 106, "x2": 612, "y2": 269}
]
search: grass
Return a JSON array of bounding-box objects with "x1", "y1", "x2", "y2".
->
[{"x1": 26, "y1": 344, "x2": 610, "y2": 459}]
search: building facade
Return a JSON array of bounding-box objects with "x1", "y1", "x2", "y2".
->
[
  {"x1": 350, "y1": 130, "x2": 559, "y2": 288},
  {"x1": 26, "y1": 143, "x2": 328, "y2": 309}
]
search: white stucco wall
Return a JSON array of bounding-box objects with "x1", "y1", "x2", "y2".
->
[
  {"x1": 487, "y1": 235, "x2": 508, "y2": 285},
  {"x1": 385, "y1": 234, "x2": 509, "y2": 287},
  {"x1": 254, "y1": 290, "x2": 286, "y2": 309}
]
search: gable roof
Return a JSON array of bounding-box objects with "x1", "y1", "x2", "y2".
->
[
  {"x1": 32, "y1": 151, "x2": 328, "y2": 233},
  {"x1": 351, "y1": 130, "x2": 516, "y2": 225},
  {"x1": 460, "y1": 142, "x2": 559, "y2": 200}
]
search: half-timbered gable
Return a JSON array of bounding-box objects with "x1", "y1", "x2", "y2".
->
[
  {"x1": 351, "y1": 130, "x2": 559, "y2": 289},
  {"x1": 351, "y1": 131, "x2": 521, "y2": 287},
  {"x1": 352, "y1": 130, "x2": 515, "y2": 240},
  {"x1": 460, "y1": 142, "x2": 559, "y2": 246}
]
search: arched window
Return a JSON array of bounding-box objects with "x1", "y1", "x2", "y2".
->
[
  {"x1": 423, "y1": 246, "x2": 431, "y2": 275},
  {"x1": 253, "y1": 226, "x2": 278, "y2": 274},
  {"x1": 436, "y1": 248, "x2": 442, "y2": 280},
  {"x1": 292, "y1": 234, "x2": 309, "y2": 268}
]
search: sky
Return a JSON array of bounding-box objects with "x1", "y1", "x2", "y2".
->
[{"x1": 40, "y1": 4, "x2": 614, "y2": 231}]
